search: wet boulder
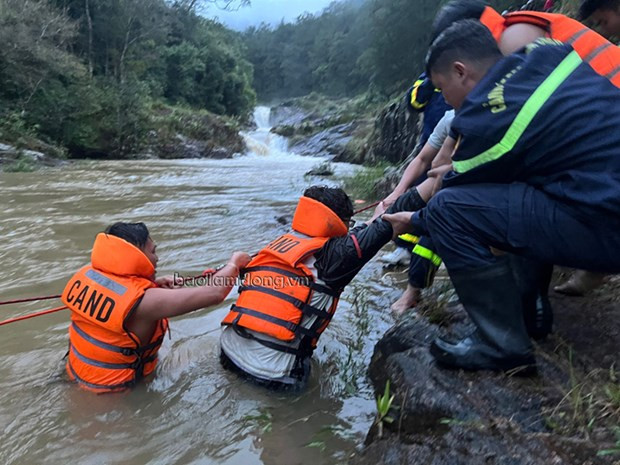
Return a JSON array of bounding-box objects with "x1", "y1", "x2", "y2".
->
[
  {"x1": 361, "y1": 99, "x2": 421, "y2": 166},
  {"x1": 355, "y1": 312, "x2": 615, "y2": 465}
]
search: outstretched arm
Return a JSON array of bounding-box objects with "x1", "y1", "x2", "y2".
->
[
  {"x1": 133, "y1": 251, "x2": 252, "y2": 321},
  {"x1": 314, "y1": 219, "x2": 394, "y2": 290}
]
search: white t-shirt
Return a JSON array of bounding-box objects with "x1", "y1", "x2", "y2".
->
[{"x1": 427, "y1": 109, "x2": 455, "y2": 150}]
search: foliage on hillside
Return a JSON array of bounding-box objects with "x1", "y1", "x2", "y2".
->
[
  {"x1": 0, "y1": 0, "x2": 255, "y2": 158},
  {"x1": 243, "y1": 0, "x2": 514, "y2": 101}
]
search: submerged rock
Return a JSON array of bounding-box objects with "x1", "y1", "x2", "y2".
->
[{"x1": 305, "y1": 164, "x2": 334, "y2": 177}]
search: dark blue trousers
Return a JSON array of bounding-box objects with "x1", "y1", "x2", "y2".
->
[
  {"x1": 408, "y1": 236, "x2": 440, "y2": 288},
  {"x1": 412, "y1": 183, "x2": 620, "y2": 273}
]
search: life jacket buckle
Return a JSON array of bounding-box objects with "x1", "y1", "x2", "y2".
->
[{"x1": 121, "y1": 348, "x2": 137, "y2": 356}]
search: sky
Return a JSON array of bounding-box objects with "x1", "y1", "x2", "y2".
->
[{"x1": 205, "y1": 0, "x2": 337, "y2": 31}]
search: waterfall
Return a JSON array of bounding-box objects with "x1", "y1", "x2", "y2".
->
[{"x1": 242, "y1": 106, "x2": 290, "y2": 157}]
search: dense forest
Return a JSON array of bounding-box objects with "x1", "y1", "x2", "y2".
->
[
  {"x1": 243, "y1": 0, "x2": 514, "y2": 100},
  {"x1": 0, "y1": 0, "x2": 516, "y2": 159},
  {"x1": 0, "y1": 0, "x2": 255, "y2": 157}
]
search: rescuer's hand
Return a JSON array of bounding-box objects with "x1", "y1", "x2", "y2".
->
[
  {"x1": 370, "y1": 201, "x2": 387, "y2": 223},
  {"x1": 230, "y1": 251, "x2": 252, "y2": 270},
  {"x1": 382, "y1": 212, "x2": 414, "y2": 240}
]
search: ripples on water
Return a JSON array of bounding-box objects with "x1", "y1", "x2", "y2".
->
[{"x1": 0, "y1": 108, "x2": 397, "y2": 465}]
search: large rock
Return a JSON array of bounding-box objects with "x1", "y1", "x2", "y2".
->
[
  {"x1": 289, "y1": 122, "x2": 357, "y2": 158},
  {"x1": 353, "y1": 298, "x2": 618, "y2": 465},
  {"x1": 362, "y1": 99, "x2": 421, "y2": 165}
]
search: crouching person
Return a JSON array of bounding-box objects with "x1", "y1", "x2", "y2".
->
[
  {"x1": 62, "y1": 222, "x2": 251, "y2": 393},
  {"x1": 220, "y1": 186, "x2": 416, "y2": 390}
]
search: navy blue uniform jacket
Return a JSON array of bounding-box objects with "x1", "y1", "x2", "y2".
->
[{"x1": 444, "y1": 40, "x2": 620, "y2": 223}]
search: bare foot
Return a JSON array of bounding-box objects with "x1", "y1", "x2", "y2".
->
[{"x1": 391, "y1": 285, "x2": 421, "y2": 316}]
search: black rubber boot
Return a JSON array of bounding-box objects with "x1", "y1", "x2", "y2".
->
[
  {"x1": 386, "y1": 187, "x2": 426, "y2": 214},
  {"x1": 508, "y1": 255, "x2": 553, "y2": 340},
  {"x1": 430, "y1": 257, "x2": 536, "y2": 374}
]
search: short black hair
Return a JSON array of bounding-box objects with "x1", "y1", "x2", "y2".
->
[
  {"x1": 104, "y1": 222, "x2": 150, "y2": 248},
  {"x1": 579, "y1": 0, "x2": 619, "y2": 19},
  {"x1": 426, "y1": 19, "x2": 503, "y2": 76},
  {"x1": 431, "y1": 0, "x2": 487, "y2": 43},
  {"x1": 303, "y1": 186, "x2": 354, "y2": 222}
]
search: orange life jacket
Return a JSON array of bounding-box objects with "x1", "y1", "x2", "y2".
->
[
  {"x1": 221, "y1": 196, "x2": 348, "y2": 356},
  {"x1": 62, "y1": 233, "x2": 169, "y2": 393},
  {"x1": 480, "y1": 7, "x2": 620, "y2": 87}
]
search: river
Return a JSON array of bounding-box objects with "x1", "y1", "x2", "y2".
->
[{"x1": 0, "y1": 107, "x2": 399, "y2": 465}]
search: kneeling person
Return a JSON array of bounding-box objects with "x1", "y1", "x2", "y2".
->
[{"x1": 220, "y1": 186, "x2": 416, "y2": 389}]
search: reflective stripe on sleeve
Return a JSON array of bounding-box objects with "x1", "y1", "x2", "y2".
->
[{"x1": 453, "y1": 51, "x2": 583, "y2": 173}]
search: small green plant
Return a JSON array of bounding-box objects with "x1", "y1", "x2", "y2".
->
[
  {"x1": 544, "y1": 342, "x2": 619, "y2": 439},
  {"x1": 242, "y1": 409, "x2": 273, "y2": 434},
  {"x1": 375, "y1": 380, "x2": 395, "y2": 439},
  {"x1": 3, "y1": 155, "x2": 36, "y2": 173}
]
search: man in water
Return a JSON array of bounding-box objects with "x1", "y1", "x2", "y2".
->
[
  {"x1": 62, "y1": 221, "x2": 251, "y2": 392},
  {"x1": 219, "y1": 185, "x2": 415, "y2": 390}
]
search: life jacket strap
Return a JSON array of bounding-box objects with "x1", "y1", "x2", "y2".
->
[
  {"x1": 72, "y1": 322, "x2": 138, "y2": 356},
  {"x1": 309, "y1": 281, "x2": 340, "y2": 297},
  {"x1": 138, "y1": 334, "x2": 165, "y2": 354},
  {"x1": 231, "y1": 325, "x2": 311, "y2": 357},
  {"x1": 70, "y1": 343, "x2": 137, "y2": 370},
  {"x1": 237, "y1": 285, "x2": 333, "y2": 322},
  {"x1": 67, "y1": 358, "x2": 136, "y2": 391},
  {"x1": 229, "y1": 305, "x2": 298, "y2": 333}
]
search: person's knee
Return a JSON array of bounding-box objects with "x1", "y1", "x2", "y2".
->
[{"x1": 426, "y1": 189, "x2": 459, "y2": 231}]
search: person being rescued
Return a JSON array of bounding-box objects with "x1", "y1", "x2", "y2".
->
[
  {"x1": 62, "y1": 222, "x2": 251, "y2": 393},
  {"x1": 219, "y1": 185, "x2": 411, "y2": 390}
]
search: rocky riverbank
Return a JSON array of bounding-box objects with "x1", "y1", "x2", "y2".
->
[
  {"x1": 0, "y1": 104, "x2": 247, "y2": 172},
  {"x1": 351, "y1": 273, "x2": 620, "y2": 465},
  {"x1": 269, "y1": 93, "x2": 421, "y2": 170}
]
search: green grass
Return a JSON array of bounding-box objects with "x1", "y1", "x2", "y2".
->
[
  {"x1": 543, "y1": 341, "x2": 620, "y2": 439},
  {"x1": 342, "y1": 162, "x2": 390, "y2": 201},
  {"x1": 3, "y1": 155, "x2": 36, "y2": 173}
]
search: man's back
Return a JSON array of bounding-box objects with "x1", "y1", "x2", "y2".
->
[{"x1": 446, "y1": 40, "x2": 620, "y2": 219}]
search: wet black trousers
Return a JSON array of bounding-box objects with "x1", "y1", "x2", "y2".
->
[{"x1": 412, "y1": 183, "x2": 620, "y2": 274}]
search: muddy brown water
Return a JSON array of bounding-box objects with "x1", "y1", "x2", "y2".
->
[{"x1": 0, "y1": 108, "x2": 401, "y2": 465}]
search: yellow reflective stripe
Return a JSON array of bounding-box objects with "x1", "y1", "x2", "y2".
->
[
  {"x1": 410, "y1": 79, "x2": 427, "y2": 109},
  {"x1": 453, "y1": 51, "x2": 583, "y2": 174},
  {"x1": 412, "y1": 245, "x2": 442, "y2": 266},
  {"x1": 398, "y1": 233, "x2": 420, "y2": 244}
]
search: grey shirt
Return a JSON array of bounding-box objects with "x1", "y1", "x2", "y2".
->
[{"x1": 427, "y1": 109, "x2": 455, "y2": 150}]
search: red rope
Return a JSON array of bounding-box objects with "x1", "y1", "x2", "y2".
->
[
  {"x1": 353, "y1": 201, "x2": 380, "y2": 216},
  {"x1": 0, "y1": 203, "x2": 376, "y2": 324},
  {"x1": 0, "y1": 306, "x2": 68, "y2": 327}
]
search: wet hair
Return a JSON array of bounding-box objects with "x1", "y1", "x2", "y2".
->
[
  {"x1": 579, "y1": 0, "x2": 619, "y2": 19},
  {"x1": 431, "y1": 0, "x2": 487, "y2": 43},
  {"x1": 303, "y1": 186, "x2": 354, "y2": 222},
  {"x1": 104, "y1": 222, "x2": 150, "y2": 248},
  {"x1": 426, "y1": 20, "x2": 503, "y2": 76}
]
